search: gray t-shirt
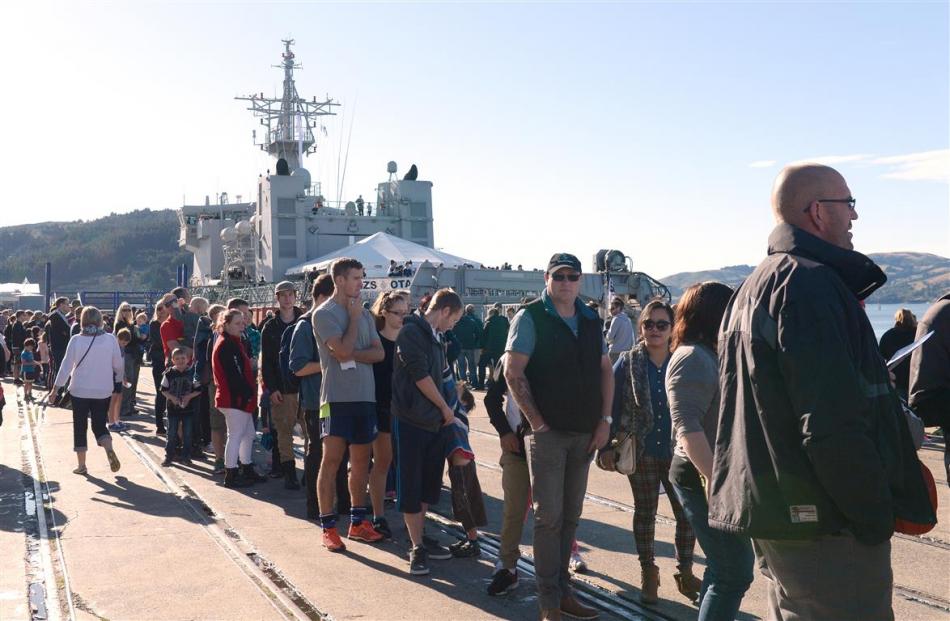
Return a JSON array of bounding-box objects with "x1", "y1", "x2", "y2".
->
[
  {"x1": 312, "y1": 299, "x2": 379, "y2": 405},
  {"x1": 666, "y1": 343, "x2": 720, "y2": 459},
  {"x1": 606, "y1": 312, "x2": 635, "y2": 354}
]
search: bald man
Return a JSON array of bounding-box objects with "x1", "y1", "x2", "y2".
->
[{"x1": 709, "y1": 164, "x2": 935, "y2": 621}]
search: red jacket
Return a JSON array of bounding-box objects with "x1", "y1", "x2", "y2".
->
[{"x1": 212, "y1": 333, "x2": 256, "y2": 413}]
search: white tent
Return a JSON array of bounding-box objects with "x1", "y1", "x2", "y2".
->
[{"x1": 285, "y1": 232, "x2": 482, "y2": 277}]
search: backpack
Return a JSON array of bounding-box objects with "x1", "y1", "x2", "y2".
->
[{"x1": 278, "y1": 315, "x2": 312, "y2": 393}]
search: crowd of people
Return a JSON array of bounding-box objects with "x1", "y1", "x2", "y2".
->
[{"x1": 0, "y1": 161, "x2": 947, "y2": 621}]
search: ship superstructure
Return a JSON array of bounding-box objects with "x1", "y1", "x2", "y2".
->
[{"x1": 180, "y1": 39, "x2": 435, "y2": 285}]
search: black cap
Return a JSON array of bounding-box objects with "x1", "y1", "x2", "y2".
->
[{"x1": 547, "y1": 252, "x2": 582, "y2": 274}]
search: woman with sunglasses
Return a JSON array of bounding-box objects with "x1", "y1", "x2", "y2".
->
[
  {"x1": 667, "y1": 282, "x2": 752, "y2": 621},
  {"x1": 608, "y1": 299, "x2": 700, "y2": 605},
  {"x1": 149, "y1": 294, "x2": 176, "y2": 434},
  {"x1": 369, "y1": 289, "x2": 409, "y2": 538}
]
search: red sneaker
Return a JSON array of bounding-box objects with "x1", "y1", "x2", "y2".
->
[
  {"x1": 322, "y1": 527, "x2": 346, "y2": 552},
  {"x1": 348, "y1": 520, "x2": 384, "y2": 543}
]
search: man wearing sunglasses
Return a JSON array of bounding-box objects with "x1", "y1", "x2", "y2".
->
[
  {"x1": 711, "y1": 163, "x2": 935, "y2": 621},
  {"x1": 505, "y1": 252, "x2": 613, "y2": 621}
]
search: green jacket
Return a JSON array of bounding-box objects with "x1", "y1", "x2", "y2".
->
[{"x1": 481, "y1": 315, "x2": 510, "y2": 355}]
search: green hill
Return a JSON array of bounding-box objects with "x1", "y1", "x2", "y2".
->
[
  {"x1": 662, "y1": 252, "x2": 949, "y2": 303},
  {"x1": 0, "y1": 209, "x2": 191, "y2": 295}
]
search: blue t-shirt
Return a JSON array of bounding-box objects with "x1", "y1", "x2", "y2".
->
[
  {"x1": 20, "y1": 350, "x2": 37, "y2": 372},
  {"x1": 289, "y1": 312, "x2": 322, "y2": 411}
]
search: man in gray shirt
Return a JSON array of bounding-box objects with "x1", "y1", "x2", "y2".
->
[
  {"x1": 312, "y1": 258, "x2": 385, "y2": 552},
  {"x1": 605, "y1": 297, "x2": 634, "y2": 363}
]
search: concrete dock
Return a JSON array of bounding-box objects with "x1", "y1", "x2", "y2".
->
[{"x1": 1, "y1": 373, "x2": 948, "y2": 621}]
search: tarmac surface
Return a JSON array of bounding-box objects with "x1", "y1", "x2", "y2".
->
[{"x1": 1, "y1": 371, "x2": 948, "y2": 621}]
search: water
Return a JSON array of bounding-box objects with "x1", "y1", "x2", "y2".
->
[{"x1": 865, "y1": 302, "x2": 931, "y2": 340}]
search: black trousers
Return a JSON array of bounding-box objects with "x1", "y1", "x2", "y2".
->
[
  {"x1": 197, "y1": 386, "x2": 211, "y2": 445},
  {"x1": 151, "y1": 363, "x2": 166, "y2": 430},
  {"x1": 72, "y1": 396, "x2": 111, "y2": 452},
  {"x1": 304, "y1": 409, "x2": 350, "y2": 518}
]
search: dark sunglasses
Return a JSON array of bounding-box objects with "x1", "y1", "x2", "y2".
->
[
  {"x1": 551, "y1": 273, "x2": 581, "y2": 282},
  {"x1": 643, "y1": 320, "x2": 671, "y2": 331}
]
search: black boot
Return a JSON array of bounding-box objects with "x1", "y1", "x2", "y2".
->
[
  {"x1": 224, "y1": 467, "x2": 252, "y2": 488},
  {"x1": 240, "y1": 463, "x2": 266, "y2": 483},
  {"x1": 283, "y1": 461, "x2": 300, "y2": 490}
]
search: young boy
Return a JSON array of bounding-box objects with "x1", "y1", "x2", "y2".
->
[
  {"x1": 160, "y1": 347, "x2": 200, "y2": 467},
  {"x1": 109, "y1": 329, "x2": 133, "y2": 431},
  {"x1": 20, "y1": 338, "x2": 38, "y2": 401}
]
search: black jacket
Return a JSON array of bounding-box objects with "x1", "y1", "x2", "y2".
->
[
  {"x1": 710, "y1": 224, "x2": 935, "y2": 545},
  {"x1": 392, "y1": 314, "x2": 447, "y2": 433},
  {"x1": 484, "y1": 363, "x2": 526, "y2": 455},
  {"x1": 260, "y1": 308, "x2": 303, "y2": 394},
  {"x1": 908, "y1": 293, "x2": 950, "y2": 428},
  {"x1": 46, "y1": 312, "x2": 71, "y2": 354}
]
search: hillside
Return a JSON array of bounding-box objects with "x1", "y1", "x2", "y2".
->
[
  {"x1": 0, "y1": 209, "x2": 191, "y2": 294},
  {"x1": 661, "y1": 252, "x2": 950, "y2": 303}
]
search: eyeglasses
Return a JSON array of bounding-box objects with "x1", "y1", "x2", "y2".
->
[
  {"x1": 386, "y1": 310, "x2": 407, "y2": 317},
  {"x1": 551, "y1": 273, "x2": 581, "y2": 282},
  {"x1": 642, "y1": 320, "x2": 671, "y2": 331},
  {"x1": 804, "y1": 197, "x2": 856, "y2": 213}
]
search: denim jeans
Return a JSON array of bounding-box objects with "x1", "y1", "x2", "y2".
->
[
  {"x1": 456, "y1": 349, "x2": 478, "y2": 385},
  {"x1": 166, "y1": 414, "x2": 193, "y2": 459},
  {"x1": 670, "y1": 458, "x2": 754, "y2": 621}
]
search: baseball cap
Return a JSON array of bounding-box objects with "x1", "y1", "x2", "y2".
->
[
  {"x1": 274, "y1": 281, "x2": 296, "y2": 295},
  {"x1": 547, "y1": 253, "x2": 582, "y2": 274}
]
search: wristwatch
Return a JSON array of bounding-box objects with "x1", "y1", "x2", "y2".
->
[{"x1": 601, "y1": 416, "x2": 613, "y2": 425}]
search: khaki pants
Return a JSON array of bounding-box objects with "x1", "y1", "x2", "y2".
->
[
  {"x1": 498, "y1": 450, "x2": 531, "y2": 570},
  {"x1": 271, "y1": 392, "x2": 306, "y2": 463},
  {"x1": 755, "y1": 534, "x2": 893, "y2": 621}
]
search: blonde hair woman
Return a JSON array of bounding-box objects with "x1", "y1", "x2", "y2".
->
[{"x1": 50, "y1": 307, "x2": 124, "y2": 475}]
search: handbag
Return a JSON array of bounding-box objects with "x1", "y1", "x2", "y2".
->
[
  {"x1": 595, "y1": 431, "x2": 637, "y2": 476},
  {"x1": 51, "y1": 333, "x2": 98, "y2": 408}
]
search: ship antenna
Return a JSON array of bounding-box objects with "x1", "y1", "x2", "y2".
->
[{"x1": 339, "y1": 95, "x2": 357, "y2": 204}]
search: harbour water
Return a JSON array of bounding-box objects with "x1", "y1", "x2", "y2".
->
[{"x1": 866, "y1": 302, "x2": 931, "y2": 340}]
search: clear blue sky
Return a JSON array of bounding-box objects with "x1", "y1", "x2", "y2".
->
[{"x1": 3, "y1": 1, "x2": 947, "y2": 278}]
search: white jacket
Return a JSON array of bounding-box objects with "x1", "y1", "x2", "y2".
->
[{"x1": 54, "y1": 332, "x2": 124, "y2": 400}]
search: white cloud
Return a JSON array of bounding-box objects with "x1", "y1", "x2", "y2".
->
[
  {"x1": 748, "y1": 160, "x2": 776, "y2": 168},
  {"x1": 871, "y1": 149, "x2": 950, "y2": 183},
  {"x1": 792, "y1": 154, "x2": 875, "y2": 166}
]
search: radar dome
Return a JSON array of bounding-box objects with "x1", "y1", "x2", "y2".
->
[
  {"x1": 220, "y1": 227, "x2": 237, "y2": 243},
  {"x1": 235, "y1": 220, "x2": 252, "y2": 235},
  {"x1": 387, "y1": 161, "x2": 398, "y2": 174},
  {"x1": 292, "y1": 167, "x2": 312, "y2": 188}
]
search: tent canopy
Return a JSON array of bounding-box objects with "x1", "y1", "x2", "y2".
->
[{"x1": 285, "y1": 232, "x2": 482, "y2": 277}]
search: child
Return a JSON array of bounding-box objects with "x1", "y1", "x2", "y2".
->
[
  {"x1": 135, "y1": 312, "x2": 150, "y2": 359},
  {"x1": 108, "y1": 329, "x2": 133, "y2": 431},
  {"x1": 160, "y1": 347, "x2": 200, "y2": 466},
  {"x1": 440, "y1": 367, "x2": 487, "y2": 558},
  {"x1": 31, "y1": 327, "x2": 49, "y2": 388},
  {"x1": 20, "y1": 338, "x2": 38, "y2": 401}
]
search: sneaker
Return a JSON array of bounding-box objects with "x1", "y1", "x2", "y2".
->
[
  {"x1": 450, "y1": 538, "x2": 481, "y2": 558},
  {"x1": 107, "y1": 423, "x2": 120, "y2": 432},
  {"x1": 348, "y1": 521, "x2": 384, "y2": 543},
  {"x1": 213, "y1": 459, "x2": 226, "y2": 475},
  {"x1": 161, "y1": 458, "x2": 173, "y2": 467},
  {"x1": 422, "y1": 535, "x2": 452, "y2": 560},
  {"x1": 180, "y1": 457, "x2": 193, "y2": 467},
  {"x1": 156, "y1": 427, "x2": 167, "y2": 436},
  {"x1": 384, "y1": 490, "x2": 397, "y2": 503},
  {"x1": 409, "y1": 545, "x2": 429, "y2": 575},
  {"x1": 322, "y1": 527, "x2": 347, "y2": 552},
  {"x1": 372, "y1": 517, "x2": 392, "y2": 539},
  {"x1": 487, "y1": 568, "x2": 519, "y2": 596},
  {"x1": 203, "y1": 443, "x2": 214, "y2": 453},
  {"x1": 106, "y1": 449, "x2": 121, "y2": 473},
  {"x1": 569, "y1": 550, "x2": 588, "y2": 574}
]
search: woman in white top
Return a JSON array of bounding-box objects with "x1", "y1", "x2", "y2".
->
[{"x1": 51, "y1": 306, "x2": 124, "y2": 475}]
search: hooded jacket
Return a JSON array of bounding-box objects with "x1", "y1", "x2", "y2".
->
[
  {"x1": 709, "y1": 224, "x2": 935, "y2": 545},
  {"x1": 391, "y1": 313, "x2": 447, "y2": 433}
]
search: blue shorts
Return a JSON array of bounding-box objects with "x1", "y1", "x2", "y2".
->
[
  {"x1": 393, "y1": 417, "x2": 446, "y2": 514},
  {"x1": 319, "y1": 402, "x2": 377, "y2": 445}
]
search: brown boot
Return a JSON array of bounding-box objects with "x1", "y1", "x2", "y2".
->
[
  {"x1": 640, "y1": 565, "x2": 660, "y2": 605},
  {"x1": 560, "y1": 594, "x2": 598, "y2": 619},
  {"x1": 674, "y1": 568, "x2": 703, "y2": 603},
  {"x1": 539, "y1": 608, "x2": 562, "y2": 621}
]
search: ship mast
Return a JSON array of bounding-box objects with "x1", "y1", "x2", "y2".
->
[{"x1": 235, "y1": 39, "x2": 339, "y2": 171}]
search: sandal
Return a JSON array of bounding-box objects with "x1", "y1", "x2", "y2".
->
[
  {"x1": 106, "y1": 449, "x2": 121, "y2": 473},
  {"x1": 73, "y1": 466, "x2": 88, "y2": 475}
]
